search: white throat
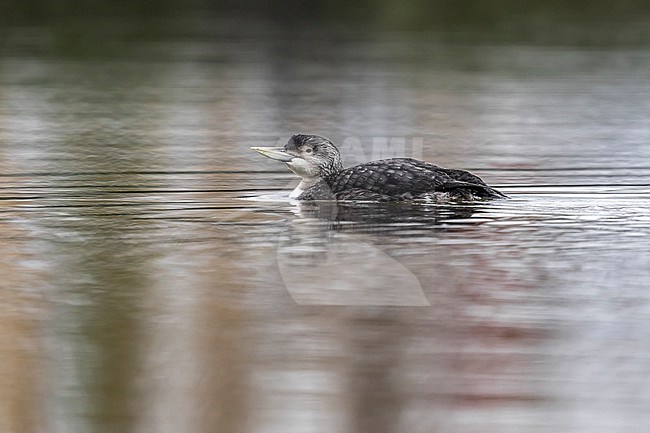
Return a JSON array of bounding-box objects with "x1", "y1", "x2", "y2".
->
[
  {"x1": 289, "y1": 184, "x2": 304, "y2": 199},
  {"x1": 289, "y1": 178, "x2": 319, "y2": 199}
]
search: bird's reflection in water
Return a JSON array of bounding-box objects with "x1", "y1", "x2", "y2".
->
[
  {"x1": 294, "y1": 200, "x2": 478, "y2": 232},
  {"x1": 276, "y1": 201, "x2": 482, "y2": 306}
]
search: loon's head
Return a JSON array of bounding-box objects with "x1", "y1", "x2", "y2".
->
[{"x1": 251, "y1": 134, "x2": 343, "y2": 180}]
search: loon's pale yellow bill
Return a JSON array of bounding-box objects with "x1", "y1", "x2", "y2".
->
[{"x1": 250, "y1": 146, "x2": 294, "y2": 162}]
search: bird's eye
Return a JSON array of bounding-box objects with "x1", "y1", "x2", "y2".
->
[{"x1": 305, "y1": 148, "x2": 313, "y2": 154}]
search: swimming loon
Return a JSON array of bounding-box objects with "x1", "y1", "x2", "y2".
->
[{"x1": 251, "y1": 134, "x2": 506, "y2": 201}]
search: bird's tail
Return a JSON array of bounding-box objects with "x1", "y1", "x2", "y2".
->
[{"x1": 444, "y1": 181, "x2": 507, "y2": 200}]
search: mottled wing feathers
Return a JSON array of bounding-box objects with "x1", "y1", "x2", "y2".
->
[
  {"x1": 329, "y1": 159, "x2": 435, "y2": 196},
  {"x1": 328, "y1": 158, "x2": 503, "y2": 200}
]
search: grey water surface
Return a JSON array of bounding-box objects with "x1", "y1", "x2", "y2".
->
[{"x1": 2, "y1": 13, "x2": 650, "y2": 433}]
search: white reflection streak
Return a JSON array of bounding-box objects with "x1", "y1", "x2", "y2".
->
[
  {"x1": 1, "y1": 59, "x2": 85, "y2": 433},
  {"x1": 133, "y1": 55, "x2": 210, "y2": 433},
  {"x1": 0, "y1": 59, "x2": 56, "y2": 170},
  {"x1": 135, "y1": 251, "x2": 204, "y2": 433},
  {"x1": 252, "y1": 370, "x2": 345, "y2": 433}
]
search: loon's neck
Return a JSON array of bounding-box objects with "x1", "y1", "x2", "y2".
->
[
  {"x1": 290, "y1": 177, "x2": 335, "y2": 200},
  {"x1": 289, "y1": 184, "x2": 305, "y2": 199}
]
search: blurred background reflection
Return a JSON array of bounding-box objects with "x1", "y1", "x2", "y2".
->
[{"x1": 2, "y1": 1, "x2": 650, "y2": 432}]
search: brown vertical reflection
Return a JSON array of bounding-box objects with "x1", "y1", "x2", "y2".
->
[
  {"x1": 0, "y1": 221, "x2": 46, "y2": 433},
  {"x1": 0, "y1": 287, "x2": 41, "y2": 433},
  {"x1": 346, "y1": 315, "x2": 403, "y2": 433},
  {"x1": 75, "y1": 246, "x2": 149, "y2": 431},
  {"x1": 38, "y1": 219, "x2": 153, "y2": 432},
  {"x1": 0, "y1": 28, "x2": 191, "y2": 430},
  {"x1": 136, "y1": 239, "x2": 250, "y2": 433},
  {"x1": 194, "y1": 281, "x2": 250, "y2": 433},
  {"x1": 0, "y1": 138, "x2": 47, "y2": 431}
]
